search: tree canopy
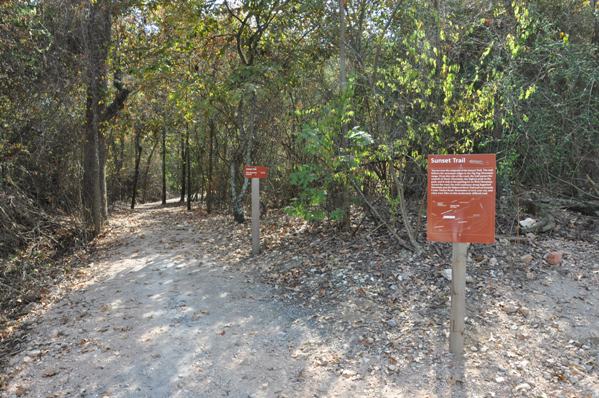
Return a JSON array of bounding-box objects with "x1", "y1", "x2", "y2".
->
[{"x1": 1, "y1": 0, "x2": 597, "y2": 250}]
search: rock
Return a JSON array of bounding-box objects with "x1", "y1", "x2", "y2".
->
[
  {"x1": 50, "y1": 329, "x2": 65, "y2": 339},
  {"x1": 441, "y1": 269, "x2": 452, "y2": 281},
  {"x1": 14, "y1": 385, "x2": 27, "y2": 397},
  {"x1": 503, "y1": 304, "x2": 518, "y2": 315},
  {"x1": 489, "y1": 257, "x2": 498, "y2": 267},
  {"x1": 543, "y1": 251, "x2": 563, "y2": 265},
  {"x1": 387, "y1": 364, "x2": 397, "y2": 372},
  {"x1": 517, "y1": 307, "x2": 530, "y2": 317},
  {"x1": 516, "y1": 360, "x2": 529, "y2": 370},
  {"x1": 472, "y1": 254, "x2": 485, "y2": 262},
  {"x1": 341, "y1": 369, "x2": 356, "y2": 378},
  {"x1": 519, "y1": 218, "x2": 537, "y2": 229},
  {"x1": 387, "y1": 319, "x2": 398, "y2": 328},
  {"x1": 514, "y1": 382, "x2": 531, "y2": 392},
  {"x1": 440, "y1": 268, "x2": 472, "y2": 283},
  {"x1": 28, "y1": 349, "x2": 42, "y2": 358},
  {"x1": 43, "y1": 368, "x2": 59, "y2": 377},
  {"x1": 495, "y1": 376, "x2": 505, "y2": 383},
  {"x1": 520, "y1": 254, "x2": 533, "y2": 266},
  {"x1": 540, "y1": 217, "x2": 556, "y2": 232}
]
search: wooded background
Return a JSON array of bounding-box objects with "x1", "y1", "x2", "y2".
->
[{"x1": 1, "y1": 0, "x2": 598, "y2": 256}]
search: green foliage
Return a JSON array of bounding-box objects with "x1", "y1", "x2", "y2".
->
[
  {"x1": 286, "y1": 79, "x2": 362, "y2": 221},
  {"x1": 1, "y1": 0, "x2": 598, "y2": 238},
  {"x1": 490, "y1": 2, "x2": 599, "y2": 191},
  {"x1": 287, "y1": 0, "x2": 598, "y2": 224}
]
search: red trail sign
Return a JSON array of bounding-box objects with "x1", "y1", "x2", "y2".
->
[
  {"x1": 427, "y1": 154, "x2": 496, "y2": 244},
  {"x1": 244, "y1": 166, "x2": 269, "y2": 179}
]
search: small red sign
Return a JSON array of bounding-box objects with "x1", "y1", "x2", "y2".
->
[
  {"x1": 244, "y1": 165, "x2": 269, "y2": 179},
  {"x1": 427, "y1": 154, "x2": 496, "y2": 244}
]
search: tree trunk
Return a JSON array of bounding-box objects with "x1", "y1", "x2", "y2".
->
[
  {"x1": 221, "y1": 138, "x2": 228, "y2": 208},
  {"x1": 108, "y1": 131, "x2": 118, "y2": 202},
  {"x1": 141, "y1": 139, "x2": 158, "y2": 203},
  {"x1": 186, "y1": 127, "x2": 192, "y2": 211},
  {"x1": 230, "y1": 161, "x2": 245, "y2": 223},
  {"x1": 330, "y1": 0, "x2": 350, "y2": 224},
  {"x1": 339, "y1": 0, "x2": 347, "y2": 92},
  {"x1": 592, "y1": 0, "x2": 599, "y2": 45},
  {"x1": 162, "y1": 127, "x2": 167, "y2": 205},
  {"x1": 82, "y1": 1, "x2": 111, "y2": 235},
  {"x1": 431, "y1": 0, "x2": 442, "y2": 52},
  {"x1": 117, "y1": 133, "x2": 125, "y2": 200},
  {"x1": 207, "y1": 119, "x2": 215, "y2": 213},
  {"x1": 230, "y1": 97, "x2": 252, "y2": 223},
  {"x1": 390, "y1": 162, "x2": 422, "y2": 252},
  {"x1": 83, "y1": 93, "x2": 102, "y2": 235},
  {"x1": 81, "y1": 0, "x2": 129, "y2": 234},
  {"x1": 99, "y1": 133, "x2": 108, "y2": 220},
  {"x1": 131, "y1": 126, "x2": 142, "y2": 209},
  {"x1": 180, "y1": 133, "x2": 186, "y2": 202},
  {"x1": 195, "y1": 127, "x2": 205, "y2": 203},
  {"x1": 504, "y1": 0, "x2": 515, "y2": 21}
]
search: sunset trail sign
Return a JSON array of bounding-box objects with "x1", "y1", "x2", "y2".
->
[
  {"x1": 427, "y1": 154, "x2": 496, "y2": 355},
  {"x1": 427, "y1": 154, "x2": 496, "y2": 244}
]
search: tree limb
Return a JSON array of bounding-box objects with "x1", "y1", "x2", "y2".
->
[
  {"x1": 100, "y1": 71, "x2": 130, "y2": 123},
  {"x1": 348, "y1": 176, "x2": 414, "y2": 251}
]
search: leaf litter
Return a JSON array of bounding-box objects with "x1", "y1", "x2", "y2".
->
[{"x1": 190, "y1": 206, "x2": 599, "y2": 397}]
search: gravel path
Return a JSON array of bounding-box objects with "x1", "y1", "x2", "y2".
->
[{"x1": 1, "y1": 204, "x2": 405, "y2": 398}]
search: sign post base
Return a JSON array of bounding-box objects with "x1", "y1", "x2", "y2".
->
[
  {"x1": 251, "y1": 178, "x2": 260, "y2": 256},
  {"x1": 450, "y1": 242, "x2": 468, "y2": 355}
]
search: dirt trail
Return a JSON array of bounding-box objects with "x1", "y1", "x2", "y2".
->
[{"x1": 1, "y1": 204, "x2": 406, "y2": 398}]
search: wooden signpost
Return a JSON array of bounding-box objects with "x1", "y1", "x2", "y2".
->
[
  {"x1": 244, "y1": 166, "x2": 269, "y2": 256},
  {"x1": 427, "y1": 154, "x2": 496, "y2": 355}
]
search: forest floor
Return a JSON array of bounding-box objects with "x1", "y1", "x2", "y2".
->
[{"x1": 1, "y1": 201, "x2": 598, "y2": 397}]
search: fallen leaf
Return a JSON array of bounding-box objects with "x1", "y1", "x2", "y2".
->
[{"x1": 544, "y1": 251, "x2": 563, "y2": 265}]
